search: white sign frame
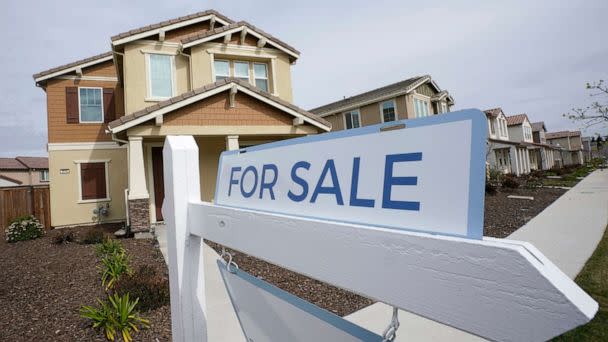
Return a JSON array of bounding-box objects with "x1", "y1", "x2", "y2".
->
[{"x1": 214, "y1": 109, "x2": 487, "y2": 239}]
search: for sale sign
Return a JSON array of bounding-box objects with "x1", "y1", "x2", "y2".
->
[{"x1": 214, "y1": 109, "x2": 487, "y2": 239}]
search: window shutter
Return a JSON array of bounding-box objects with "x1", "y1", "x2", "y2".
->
[
  {"x1": 66, "y1": 87, "x2": 79, "y2": 123},
  {"x1": 80, "y1": 163, "x2": 107, "y2": 200},
  {"x1": 103, "y1": 88, "x2": 115, "y2": 123}
]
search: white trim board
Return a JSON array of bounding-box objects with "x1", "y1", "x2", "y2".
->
[
  {"x1": 48, "y1": 142, "x2": 125, "y2": 151},
  {"x1": 57, "y1": 75, "x2": 118, "y2": 82},
  {"x1": 108, "y1": 83, "x2": 330, "y2": 133},
  {"x1": 74, "y1": 159, "x2": 111, "y2": 203},
  {"x1": 112, "y1": 14, "x2": 231, "y2": 47},
  {"x1": 34, "y1": 54, "x2": 114, "y2": 84}
]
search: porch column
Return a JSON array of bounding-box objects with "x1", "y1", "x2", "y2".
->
[
  {"x1": 226, "y1": 135, "x2": 240, "y2": 151},
  {"x1": 127, "y1": 136, "x2": 150, "y2": 234}
]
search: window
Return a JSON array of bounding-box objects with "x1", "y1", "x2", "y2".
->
[
  {"x1": 441, "y1": 102, "x2": 448, "y2": 114},
  {"x1": 40, "y1": 170, "x2": 49, "y2": 182},
  {"x1": 380, "y1": 100, "x2": 396, "y2": 122},
  {"x1": 344, "y1": 110, "x2": 361, "y2": 129},
  {"x1": 234, "y1": 61, "x2": 250, "y2": 82},
  {"x1": 414, "y1": 98, "x2": 430, "y2": 117},
  {"x1": 214, "y1": 60, "x2": 230, "y2": 81},
  {"x1": 254, "y1": 63, "x2": 269, "y2": 92},
  {"x1": 148, "y1": 54, "x2": 174, "y2": 98},
  {"x1": 489, "y1": 119, "x2": 495, "y2": 135},
  {"x1": 79, "y1": 162, "x2": 108, "y2": 201},
  {"x1": 79, "y1": 87, "x2": 103, "y2": 123}
]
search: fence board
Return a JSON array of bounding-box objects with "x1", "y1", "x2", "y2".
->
[{"x1": 0, "y1": 186, "x2": 51, "y2": 230}]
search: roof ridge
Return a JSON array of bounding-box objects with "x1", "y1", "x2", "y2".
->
[{"x1": 33, "y1": 51, "x2": 113, "y2": 80}]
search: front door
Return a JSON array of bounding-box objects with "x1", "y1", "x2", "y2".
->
[{"x1": 152, "y1": 147, "x2": 164, "y2": 222}]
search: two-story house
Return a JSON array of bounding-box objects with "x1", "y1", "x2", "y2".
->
[
  {"x1": 504, "y1": 114, "x2": 535, "y2": 175},
  {"x1": 33, "y1": 10, "x2": 331, "y2": 232},
  {"x1": 546, "y1": 131, "x2": 584, "y2": 167},
  {"x1": 484, "y1": 108, "x2": 533, "y2": 176},
  {"x1": 529, "y1": 122, "x2": 557, "y2": 170},
  {"x1": 308, "y1": 75, "x2": 454, "y2": 130}
]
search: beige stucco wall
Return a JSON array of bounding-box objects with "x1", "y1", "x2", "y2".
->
[
  {"x1": 190, "y1": 42, "x2": 294, "y2": 103},
  {"x1": 123, "y1": 42, "x2": 191, "y2": 114},
  {"x1": 48, "y1": 148, "x2": 128, "y2": 227}
]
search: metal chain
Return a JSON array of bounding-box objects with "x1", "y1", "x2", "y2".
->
[{"x1": 381, "y1": 307, "x2": 400, "y2": 342}]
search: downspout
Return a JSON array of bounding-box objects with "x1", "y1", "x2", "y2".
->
[{"x1": 178, "y1": 44, "x2": 193, "y2": 91}]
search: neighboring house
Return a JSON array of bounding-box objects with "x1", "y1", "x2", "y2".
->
[
  {"x1": 581, "y1": 137, "x2": 592, "y2": 162},
  {"x1": 484, "y1": 108, "x2": 531, "y2": 176},
  {"x1": 546, "y1": 131, "x2": 584, "y2": 166},
  {"x1": 529, "y1": 122, "x2": 557, "y2": 170},
  {"x1": 33, "y1": 10, "x2": 331, "y2": 231},
  {"x1": 0, "y1": 157, "x2": 49, "y2": 187},
  {"x1": 505, "y1": 114, "x2": 534, "y2": 175},
  {"x1": 308, "y1": 75, "x2": 454, "y2": 130}
]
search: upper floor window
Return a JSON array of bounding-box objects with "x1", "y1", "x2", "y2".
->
[
  {"x1": 213, "y1": 59, "x2": 270, "y2": 92},
  {"x1": 40, "y1": 170, "x2": 49, "y2": 182},
  {"x1": 414, "y1": 98, "x2": 430, "y2": 117},
  {"x1": 380, "y1": 100, "x2": 396, "y2": 122},
  {"x1": 79, "y1": 87, "x2": 103, "y2": 123},
  {"x1": 489, "y1": 118, "x2": 496, "y2": 135},
  {"x1": 441, "y1": 102, "x2": 448, "y2": 114},
  {"x1": 214, "y1": 60, "x2": 230, "y2": 81},
  {"x1": 524, "y1": 125, "x2": 532, "y2": 141},
  {"x1": 344, "y1": 110, "x2": 361, "y2": 129},
  {"x1": 148, "y1": 54, "x2": 174, "y2": 99}
]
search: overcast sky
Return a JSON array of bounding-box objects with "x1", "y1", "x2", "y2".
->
[{"x1": 1, "y1": 0, "x2": 607, "y2": 157}]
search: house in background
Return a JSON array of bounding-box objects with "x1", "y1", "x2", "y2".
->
[
  {"x1": 582, "y1": 137, "x2": 592, "y2": 162},
  {"x1": 33, "y1": 10, "x2": 330, "y2": 232},
  {"x1": 529, "y1": 122, "x2": 557, "y2": 170},
  {"x1": 484, "y1": 108, "x2": 533, "y2": 176},
  {"x1": 0, "y1": 157, "x2": 49, "y2": 187},
  {"x1": 309, "y1": 75, "x2": 454, "y2": 130},
  {"x1": 546, "y1": 131, "x2": 584, "y2": 166}
]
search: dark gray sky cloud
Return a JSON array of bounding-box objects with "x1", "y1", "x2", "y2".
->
[{"x1": 1, "y1": 0, "x2": 607, "y2": 157}]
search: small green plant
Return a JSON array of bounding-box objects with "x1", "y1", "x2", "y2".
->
[
  {"x1": 501, "y1": 175, "x2": 520, "y2": 189},
  {"x1": 100, "y1": 251, "x2": 132, "y2": 290},
  {"x1": 80, "y1": 293, "x2": 149, "y2": 342},
  {"x1": 5, "y1": 215, "x2": 44, "y2": 243},
  {"x1": 96, "y1": 237, "x2": 124, "y2": 258},
  {"x1": 53, "y1": 231, "x2": 75, "y2": 245},
  {"x1": 114, "y1": 265, "x2": 170, "y2": 312},
  {"x1": 82, "y1": 230, "x2": 105, "y2": 244}
]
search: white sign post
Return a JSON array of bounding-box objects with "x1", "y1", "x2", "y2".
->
[{"x1": 163, "y1": 109, "x2": 597, "y2": 342}]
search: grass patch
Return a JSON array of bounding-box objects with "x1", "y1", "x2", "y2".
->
[{"x1": 553, "y1": 225, "x2": 608, "y2": 341}]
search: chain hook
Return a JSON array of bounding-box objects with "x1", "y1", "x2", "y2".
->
[
  {"x1": 220, "y1": 246, "x2": 239, "y2": 274},
  {"x1": 381, "y1": 307, "x2": 400, "y2": 342}
]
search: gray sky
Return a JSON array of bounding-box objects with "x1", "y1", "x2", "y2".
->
[{"x1": 1, "y1": 0, "x2": 607, "y2": 157}]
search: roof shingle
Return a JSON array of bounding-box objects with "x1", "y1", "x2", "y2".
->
[
  {"x1": 483, "y1": 108, "x2": 503, "y2": 117},
  {"x1": 0, "y1": 158, "x2": 28, "y2": 170},
  {"x1": 546, "y1": 131, "x2": 582, "y2": 139},
  {"x1": 16, "y1": 157, "x2": 48, "y2": 169},
  {"x1": 505, "y1": 114, "x2": 529, "y2": 126},
  {"x1": 33, "y1": 51, "x2": 113, "y2": 80},
  {"x1": 531, "y1": 121, "x2": 546, "y2": 132}
]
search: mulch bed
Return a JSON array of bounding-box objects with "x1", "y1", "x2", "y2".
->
[
  {"x1": 0, "y1": 187, "x2": 567, "y2": 341},
  {"x1": 484, "y1": 187, "x2": 566, "y2": 238},
  {"x1": 0, "y1": 223, "x2": 171, "y2": 342}
]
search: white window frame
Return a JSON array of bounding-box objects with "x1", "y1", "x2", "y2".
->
[
  {"x1": 212, "y1": 58, "x2": 231, "y2": 81},
  {"x1": 78, "y1": 87, "x2": 104, "y2": 123},
  {"x1": 145, "y1": 53, "x2": 177, "y2": 101},
  {"x1": 234, "y1": 60, "x2": 251, "y2": 82},
  {"x1": 74, "y1": 159, "x2": 111, "y2": 203},
  {"x1": 40, "y1": 170, "x2": 49, "y2": 182},
  {"x1": 343, "y1": 109, "x2": 361, "y2": 129},
  {"x1": 413, "y1": 95, "x2": 431, "y2": 118},
  {"x1": 379, "y1": 99, "x2": 397, "y2": 123},
  {"x1": 488, "y1": 118, "x2": 496, "y2": 135},
  {"x1": 253, "y1": 62, "x2": 269, "y2": 92}
]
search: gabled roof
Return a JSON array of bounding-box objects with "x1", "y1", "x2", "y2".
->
[
  {"x1": 483, "y1": 108, "x2": 504, "y2": 118},
  {"x1": 181, "y1": 21, "x2": 300, "y2": 59},
  {"x1": 0, "y1": 158, "x2": 28, "y2": 170},
  {"x1": 506, "y1": 114, "x2": 530, "y2": 126},
  {"x1": 111, "y1": 10, "x2": 234, "y2": 45},
  {"x1": 309, "y1": 75, "x2": 452, "y2": 117},
  {"x1": 16, "y1": 157, "x2": 48, "y2": 169},
  {"x1": 33, "y1": 51, "x2": 113, "y2": 83},
  {"x1": 531, "y1": 122, "x2": 546, "y2": 132},
  {"x1": 108, "y1": 78, "x2": 330, "y2": 133},
  {"x1": 546, "y1": 131, "x2": 582, "y2": 139}
]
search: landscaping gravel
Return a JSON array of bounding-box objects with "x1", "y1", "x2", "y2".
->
[{"x1": 0, "y1": 187, "x2": 567, "y2": 341}]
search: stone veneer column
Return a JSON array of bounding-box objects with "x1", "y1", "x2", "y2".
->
[{"x1": 127, "y1": 136, "x2": 150, "y2": 233}]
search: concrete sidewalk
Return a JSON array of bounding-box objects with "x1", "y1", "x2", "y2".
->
[
  {"x1": 155, "y1": 170, "x2": 608, "y2": 341},
  {"x1": 345, "y1": 169, "x2": 608, "y2": 341}
]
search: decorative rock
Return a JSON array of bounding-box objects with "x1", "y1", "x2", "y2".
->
[
  {"x1": 114, "y1": 228, "x2": 127, "y2": 237},
  {"x1": 507, "y1": 195, "x2": 534, "y2": 200},
  {"x1": 547, "y1": 176, "x2": 562, "y2": 179}
]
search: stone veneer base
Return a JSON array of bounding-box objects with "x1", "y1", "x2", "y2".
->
[{"x1": 128, "y1": 198, "x2": 150, "y2": 233}]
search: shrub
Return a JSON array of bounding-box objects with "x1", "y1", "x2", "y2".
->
[
  {"x1": 501, "y1": 175, "x2": 520, "y2": 189},
  {"x1": 53, "y1": 231, "x2": 75, "y2": 245},
  {"x1": 82, "y1": 230, "x2": 105, "y2": 245},
  {"x1": 80, "y1": 293, "x2": 149, "y2": 342},
  {"x1": 114, "y1": 265, "x2": 170, "y2": 312},
  {"x1": 485, "y1": 183, "x2": 497, "y2": 195},
  {"x1": 100, "y1": 251, "x2": 132, "y2": 290},
  {"x1": 5, "y1": 215, "x2": 44, "y2": 243},
  {"x1": 96, "y1": 237, "x2": 124, "y2": 258}
]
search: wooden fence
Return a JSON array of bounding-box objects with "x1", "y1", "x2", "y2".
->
[{"x1": 0, "y1": 185, "x2": 51, "y2": 230}]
